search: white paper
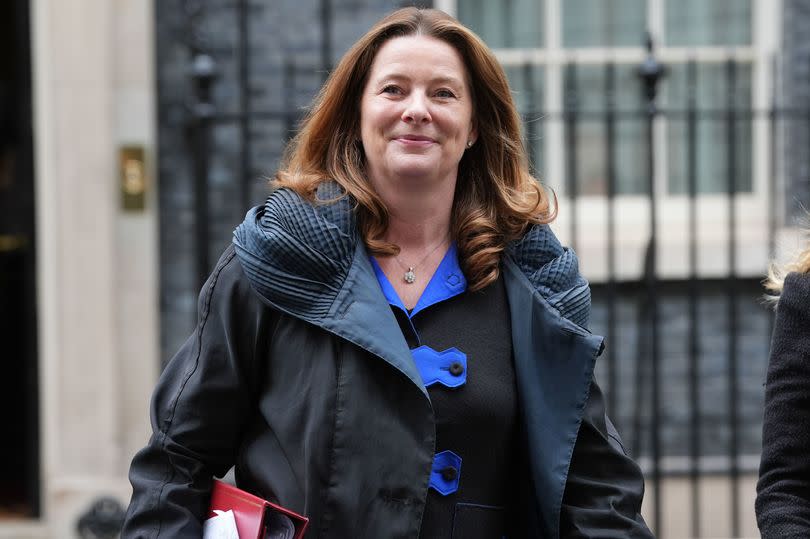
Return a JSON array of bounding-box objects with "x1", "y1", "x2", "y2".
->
[{"x1": 202, "y1": 509, "x2": 240, "y2": 539}]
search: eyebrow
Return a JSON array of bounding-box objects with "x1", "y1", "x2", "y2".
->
[{"x1": 373, "y1": 72, "x2": 465, "y2": 87}]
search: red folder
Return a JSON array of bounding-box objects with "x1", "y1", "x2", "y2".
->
[{"x1": 207, "y1": 479, "x2": 309, "y2": 539}]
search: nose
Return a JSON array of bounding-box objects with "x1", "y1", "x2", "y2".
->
[{"x1": 401, "y1": 93, "x2": 431, "y2": 124}]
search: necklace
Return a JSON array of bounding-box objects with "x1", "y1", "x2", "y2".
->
[{"x1": 393, "y1": 234, "x2": 450, "y2": 284}]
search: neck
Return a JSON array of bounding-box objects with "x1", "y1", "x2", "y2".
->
[{"x1": 371, "y1": 175, "x2": 456, "y2": 249}]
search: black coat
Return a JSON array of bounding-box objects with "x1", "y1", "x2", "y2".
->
[
  {"x1": 122, "y1": 187, "x2": 652, "y2": 538},
  {"x1": 756, "y1": 271, "x2": 810, "y2": 537}
]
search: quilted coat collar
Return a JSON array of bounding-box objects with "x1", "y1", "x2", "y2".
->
[{"x1": 233, "y1": 182, "x2": 592, "y2": 330}]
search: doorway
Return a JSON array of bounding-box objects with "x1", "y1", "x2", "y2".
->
[{"x1": 0, "y1": 0, "x2": 39, "y2": 519}]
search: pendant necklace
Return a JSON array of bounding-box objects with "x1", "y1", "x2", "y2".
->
[{"x1": 394, "y1": 235, "x2": 450, "y2": 284}]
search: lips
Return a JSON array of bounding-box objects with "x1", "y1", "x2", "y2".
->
[{"x1": 395, "y1": 134, "x2": 436, "y2": 143}]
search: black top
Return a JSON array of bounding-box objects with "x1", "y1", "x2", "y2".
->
[
  {"x1": 418, "y1": 276, "x2": 517, "y2": 538},
  {"x1": 756, "y1": 271, "x2": 810, "y2": 537},
  {"x1": 390, "y1": 275, "x2": 519, "y2": 539},
  {"x1": 370, "y1": 246, "x2": 519, "y2": 538}
]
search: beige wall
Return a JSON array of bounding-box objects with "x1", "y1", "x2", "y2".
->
[
  {"x1": 643, "y1": 475, "x2": 759, "y2": 539},
  {"x1": 0, "y1": 0, "x2": 159, "y2": 537}
]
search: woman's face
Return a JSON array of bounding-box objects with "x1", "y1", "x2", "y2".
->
[{"x1": 360, "y1": 35, "x2": 476, "y2": 191}]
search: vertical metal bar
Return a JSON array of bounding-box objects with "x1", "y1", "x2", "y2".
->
[
  {"x1": 725, "y1": 58, "x2": 741, "y2": 539},
  {"x1": 192, "y1": 122, "x2": 211, "y2": 294},
  {"x1": 766, "y1": 54, "x2": 778, "y2": 359},
  {"x1": 238, "y1": 0, "x2": 252, "y2": 212},
  {"x1": 638, "y1": 34, "x2": 665, "y2": 536},
  {"x1": 686, "y1": 59, "x2": 701, "y2": 539},
  {"x1": 190, "y1": 53, "x2": 217, "y2": 293},
  {"x1": 564, "y1": 62, "x2": 579, "y2": 253},
  {"x1": 604, "y1": 62, "x2": 618, "y2": 417},
  {"x1": 523, "y1": 62, "x2": 537, "y2": 172},
  {"x1": 768, "y1": 55, "x2": 778, "y2": 270},
  {"x1": 646, "y1": 82, "x2": 662, "y2": 539},
  {"x1": 320, "y1": 0, "x2": 332, "y2": 81},
  {"x1": 284, "y1": 60, "x2": 296, "y2": 142},
  {"x1": 631, "y1": 292, "x2": 646, "y2": 457}
]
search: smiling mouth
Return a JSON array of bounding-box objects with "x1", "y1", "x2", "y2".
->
[{"x1": 394, "y1": 135, "x2": 436, "y2": 145}]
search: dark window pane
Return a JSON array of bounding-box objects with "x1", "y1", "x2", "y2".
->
[
  {"x1": 504, "y1": 64, "x2": 545, "y2": 174},
  {"x1": 666, "y1": 62, "x2": 753, "y2": 194},
  {"x1": 562, "y1": 0, "x2": 647, "y2": 47},
  {"x1": 457, "y1": 0, "x2": 544, "y2": 48},
  {"x1": 564, "y1": 64, "x2": 647, "y2": 195},
  {"x1": 666, "y1": 0, "x2": 751, "y2": 46}
]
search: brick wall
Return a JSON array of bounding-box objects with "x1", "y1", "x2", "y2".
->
[{"x1": 591, "y1": 280, "x2": 772, "y2": 466}]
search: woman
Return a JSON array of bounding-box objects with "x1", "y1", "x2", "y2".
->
[
  {"x1": 122, "y1": 8, "x2": 651, "y2": 538},
  {"x1": 756, "y1": 234, "x2": 810, "y2": 537}
]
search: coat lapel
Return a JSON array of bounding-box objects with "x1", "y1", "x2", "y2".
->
[
  {"x1": 503, "y1": 257, "x2": 604, "y2": 538},
  {"x1": 321, "y1": 241, "x2": 429, "y2": 397}
]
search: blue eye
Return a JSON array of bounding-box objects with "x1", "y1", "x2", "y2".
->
[
  {"x1": 382, "y1": 85, "x2": 402, "y2": 95},
  {"x1": 435, "y1": 89, "x2": 457, "y2": 98}
]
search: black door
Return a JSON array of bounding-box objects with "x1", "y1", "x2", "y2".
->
[{"x1": 0, "y1": 0, "x2": 39, "y2": 519}]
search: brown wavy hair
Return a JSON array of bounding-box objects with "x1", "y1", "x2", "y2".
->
[{"x1": 273, "y1": 7, "x2": 555, "y2": 291}]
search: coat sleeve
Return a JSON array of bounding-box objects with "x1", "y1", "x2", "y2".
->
[
  {"x1": 121, "y1": 247, "x2": 274, "y2": 538},
  {"x1": 560, "y1": 380, "x2": 654, "y2": 538},
  {"x1": 756, "y1": 272, "x2": 810, "y2": 537}
]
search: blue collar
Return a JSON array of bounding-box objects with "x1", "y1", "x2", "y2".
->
[{"x1": 370, "y1": 242, "x2": 467, "y2": 318}]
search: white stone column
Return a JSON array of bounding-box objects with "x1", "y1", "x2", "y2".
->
[
  {"x1": 21, "y1": 0, "x2": 159, "y2": 537},
  {"x1": 113, "y1": 0, "x2": 159, "y2": 476}
]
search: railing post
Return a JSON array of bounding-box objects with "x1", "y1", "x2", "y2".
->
[
  {"x1": 725, "y1": 57, "x2": 741, "y2": 539},
  {"x1": 564, "y1": 62, "x2": 579, "y2": 253},
  {"x1": 238, "y1": 0, "x2": 252, "y2": 212},
  {"x1": 320, "y1": 0, "x2": 332, "y2": 81},
  {"x1": 686, "y1": 58, "x2": 702, "y2": 539},
  {"x1": 604, "y1": 62, "x2": 618, "y2": 418},
  {"x1": 189, "y1": 52, "x2": 218, "y2": 293},
  {"x1": 637, "y1": 32, "x2": 665, "y2": 537}
]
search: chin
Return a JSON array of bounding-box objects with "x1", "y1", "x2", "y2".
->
[
  {"x1": 390, "y1": 166, "x2": 440, "y2": 180},
  {"x1": 387, "y1": 156, "x2": 440, "y2": 178}
]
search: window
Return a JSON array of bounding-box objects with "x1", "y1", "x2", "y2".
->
[
  {"x1": 457, "y1": 0, "x2": 544, "y2": 48},
  {"x1": 665, "y1": 0, "x2": 752, "y2": 46},
  {"x1": 562, "y1": 0, "x2": 647, "y2": 47},
  {"x1": 666, "y1": 62, "x2": 753, "y2": 194},
  {"x1": 440, "y1": 0, "x2": 774, "y2": 282},
  {"x1": 448, "y1": 0, "x2": 758, "y2": 196},
  {"x1": 503, "y1": 64, "x2": 545, "y2": 174},
  {"x1": 566, "y1": 64, "x2": 647, "y2": 195}
]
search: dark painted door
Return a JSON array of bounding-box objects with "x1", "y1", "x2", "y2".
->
[{"x1": 0, "y1": 0, "x2": 38, "y2": 519}]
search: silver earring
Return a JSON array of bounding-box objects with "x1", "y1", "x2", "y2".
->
[{"x1": 466, "y1": 140, "x2": 473, "y2": 148}]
